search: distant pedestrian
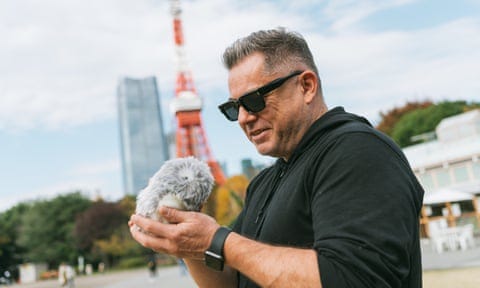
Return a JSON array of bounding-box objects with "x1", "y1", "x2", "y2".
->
[
  {"x1": 147, "y1": 255, "x2": 157, "y2": 278},
  {"x1": 58, "y1": 262, "x2": 75, "y2": 288},
  {"x1": 98, "y1": 262, "x2": 105, "y2": 273}
]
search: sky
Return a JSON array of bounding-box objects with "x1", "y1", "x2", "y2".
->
[{"x1": 1, "y1": 0, "x2": 479, "y2": 211}]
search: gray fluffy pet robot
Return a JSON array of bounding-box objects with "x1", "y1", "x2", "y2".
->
[{"x1": 135, "y1": 156, "x2": 214, "y2": 223}]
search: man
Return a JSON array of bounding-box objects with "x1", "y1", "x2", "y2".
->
[
  {"x1": 129, "y1": 28, "x2": 424, "y2": 287},
  {"x1": 58, "y1": 262, "x2": 75, "y2": 288}
]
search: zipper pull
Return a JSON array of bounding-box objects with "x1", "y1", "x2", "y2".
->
[{"x1": 255, "y1": 210, "x2": 263, "y2": 224}]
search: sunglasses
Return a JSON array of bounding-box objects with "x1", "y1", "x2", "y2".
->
[{"x1": 218, "y1": 70, "x2": 304, "y2": 121}]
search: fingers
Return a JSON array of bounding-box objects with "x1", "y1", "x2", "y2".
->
[
  {"x1": 130, "y1": 214, "x2": 172, "y2": 238},
  {"x1": 129, "y1": 222, "x2": 173, "y2": 254},
  {"x1": 159, "y1": 206, "x2": 188, "y2": 224},
  {"x1": 128, "y1": 211, "x2": 219, "y2": 260},
  {"x1": 129, "y1": 214, "x2": 199, "y2": 257}
]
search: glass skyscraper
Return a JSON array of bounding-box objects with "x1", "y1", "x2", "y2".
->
[{"x1": 117, "y1": 76, "x2": 170, "y2": 195}]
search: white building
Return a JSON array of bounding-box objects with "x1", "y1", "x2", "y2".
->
[
  {"x1": 403, "y1": 109, "x2": 480, "y2": 236},
  {"x1": 18, "y1": 263, "x2": 47, "y2": 284}
]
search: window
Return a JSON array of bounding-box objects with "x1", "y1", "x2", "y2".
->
[
  {"x1": 459, "y1": 201, "x2": 475, "y2": 213},
  {"x1": 453, "y1": 165, "x2": 470, "y2": 183},
  {"x1": 472, "y1": 162, "x2": 480, "y2": 180},
  {"x1": 435, "y1": 169, "x2": 451, "y2": 187},
  {"x1": 419, "y1": 173, "x2": 435, "y2": 191},
  {"x1": 430, "y1": 204, "x2": 446, "y2": 217}
]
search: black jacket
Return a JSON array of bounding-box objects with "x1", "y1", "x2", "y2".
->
[{"x1": 233, "y1": 107, "x2": 424, "y2": 288}]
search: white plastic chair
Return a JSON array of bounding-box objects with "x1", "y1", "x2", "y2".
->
[
  {"x1": 428, "y1": 220, "x2": 448, "y2": 253},
  {"x1": 457, "y1": 224, "x2": 475, "y2": 251}
]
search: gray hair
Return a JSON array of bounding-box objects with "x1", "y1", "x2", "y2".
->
[{"x1": 222, "y1": 27, "x2": 319, "y2": 76}]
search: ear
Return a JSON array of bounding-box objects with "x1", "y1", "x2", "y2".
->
[{"x1": 299, "y1": 71, "x2": 318, "y2": 104}]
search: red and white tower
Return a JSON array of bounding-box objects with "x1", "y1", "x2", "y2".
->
[{"x1": 169, "y1": 0, "x2": 226, "y2": 185}]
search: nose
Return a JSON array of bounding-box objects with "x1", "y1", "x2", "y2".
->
[{"x1": 238, "y1": 106, "x2": 257, "y2": 125}]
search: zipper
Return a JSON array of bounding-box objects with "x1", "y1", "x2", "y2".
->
[{"x1": 253, "y1": 162, "x2": 287, "y2": 237}]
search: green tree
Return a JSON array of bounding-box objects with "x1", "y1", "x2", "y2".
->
[
  {"x1": 74, "y1": 201, "x2": 125, "y2": 253},
  {"x1": 118, "y1": 194, "x2": 136, "y2": 216},
  {"x1": 391, "y1": 101, "x2": 480, "y2": 147},
  {"x1": 0, "y1": 202, "x2": 30, "y2": 275},
  {"x1": 376, "y1": 100, "x2": 433, "y2": 136},
  {"x1": 215, "y1": 175, "x2": 248, "y2": 227},
  {"x1": 93, "y1": 225, "x2": 145, "y2": 267},
  {"x1": 91, "y1": 195, "x2": 148, "y2": 267},
  {"x1": 17, "y1": 192, "x2": 91, "y2": 267}
]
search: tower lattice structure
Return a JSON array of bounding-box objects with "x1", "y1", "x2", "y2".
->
[{"x1": 169, "y1": 0, "x2": 226, "y2": 185}]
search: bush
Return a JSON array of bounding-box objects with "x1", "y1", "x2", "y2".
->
[{"x1": 116, "y1": 257, "x2": 148, "y2": 269}]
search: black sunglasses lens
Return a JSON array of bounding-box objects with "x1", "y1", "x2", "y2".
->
[
  {"x1": 219, "y1": 71, "x2": 303, "y2": 121},
  {"x1": 220, "y1": 102, "x2": 239, "y2": 121},
  {"x1": 241, "y1": 93, "x2": 266, "y2": 113}
]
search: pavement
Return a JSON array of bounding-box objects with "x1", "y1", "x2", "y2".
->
[
  {"x1": 9, "y1": 266, "x2": 197, "y2": 288},
  {"x1": 6, "y1": 237, "x2": 480, "y2": 287},
  {"x1": 421, "y1": 236, "x2": 480, "y2": 270}
]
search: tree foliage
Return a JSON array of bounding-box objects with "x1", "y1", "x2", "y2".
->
[
  {"x1": 74, "y1": 196, "x2": 145, "y2": 267},
  {"x1": 118, "y1": 194, "x2": 136, "y2": 216},
  {"x1": 93, "y1": 225, "x2": 145, "y2": 267},
  {"x1": 74, "y1": 201, "x2": 126, "y2": 252},
  {"x1": 215, "y1": 175, "x2": 249, "y2": 226},
  {"x1": 1, "y1": 191, "x2": 154, "y2": 274},
  {"x1": 379, "y1": 100, "x2": 480, "y2": 147},
  {"x1": 0, "y1": 173, "x2": 256, "y2": 274},
  {"x1": 202, "y1": 184, "x2": 219, "y2": 218},
  {"x1": 16, "y1": 192, "x2": 91, "y2": 267},
  {"x1": 0, "y1": 203, "x2": 30, "y2": 272},
  {"x1": 376, "y1": 100, "x2": 433, "y2": 136}
]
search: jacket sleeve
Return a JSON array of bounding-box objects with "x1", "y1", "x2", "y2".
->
[{"x1": 308, "y1": 131, "x2": 423, "y2": 287}]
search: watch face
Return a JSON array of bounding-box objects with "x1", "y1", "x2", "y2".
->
[{"x1": 205, "y1": 250, "x2": 224, "y2": 271}]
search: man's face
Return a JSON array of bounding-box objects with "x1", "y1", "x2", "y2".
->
[{"x1": 227, "y1": 52, "x2": 307, "y2": 160}]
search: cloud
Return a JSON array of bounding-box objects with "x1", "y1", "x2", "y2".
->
[
  {"x1": 1, "y1": 0, "x2": 479, "y2": 212},
  {"x1": 69, "y1": 158, "x2": 120, "y2": 176},
  {"x1": 323, "y1": 0, "x2": 416, "y2": 32},
  {"x1": 0, "y1": 0, "x2": 171, "y2": 131},
  {"x1": 0, "y1": 0, "x2": 478, "y2": 131},
  {"x1": 0, "y1": 0, "x2": 312, "y2": 132},
  {"x1": 309, "y1": 17, "x2": 480, "y2": 122}
]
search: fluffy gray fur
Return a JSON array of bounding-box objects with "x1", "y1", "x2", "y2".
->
[{"x1": 135, "y1": 156, "x2": 214, "y2": 223}]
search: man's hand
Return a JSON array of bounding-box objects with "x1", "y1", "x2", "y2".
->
[{"x1": 129, "y1": 206, "x2": 220, "y2": 260}]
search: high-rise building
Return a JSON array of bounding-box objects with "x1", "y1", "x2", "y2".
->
[
  {"x1": 241, "y1": 158, "x2": 267, "y2": 180},
  {"x1": 117, "y1": 76, "x2": 170, "y2": 195}
]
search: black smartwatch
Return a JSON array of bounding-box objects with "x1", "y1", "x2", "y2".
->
[{"x1": 204, "y1": 226, "x2": 232, "y2": 271}]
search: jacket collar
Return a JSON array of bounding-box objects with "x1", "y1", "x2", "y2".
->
[{"x1": 278, "y1": 106, "x2": 371, "y2": 165}]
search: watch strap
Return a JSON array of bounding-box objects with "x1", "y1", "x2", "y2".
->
[
  {"x1": 209, "y1": 227, "x2": 232, "y2": 255},
  {"x1": 205, "y1": 226, "x2": 232, "y2": 270}
]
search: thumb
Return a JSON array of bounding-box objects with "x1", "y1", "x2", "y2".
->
[{"x1": 159, "y1": 206, "x2": 187, "y2": 224}]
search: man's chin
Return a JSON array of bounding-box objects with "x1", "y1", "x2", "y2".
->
[{"x1": 254, "y1": 143, "x2": 276, "y2": 157}]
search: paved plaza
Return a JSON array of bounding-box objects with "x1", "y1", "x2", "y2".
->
[
  {"x1": 6, "y1": 237, "x2": 480, "y2": 288},
  {"x1": 10, "y1": 266, "x2": 196, "y2": 288}
]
